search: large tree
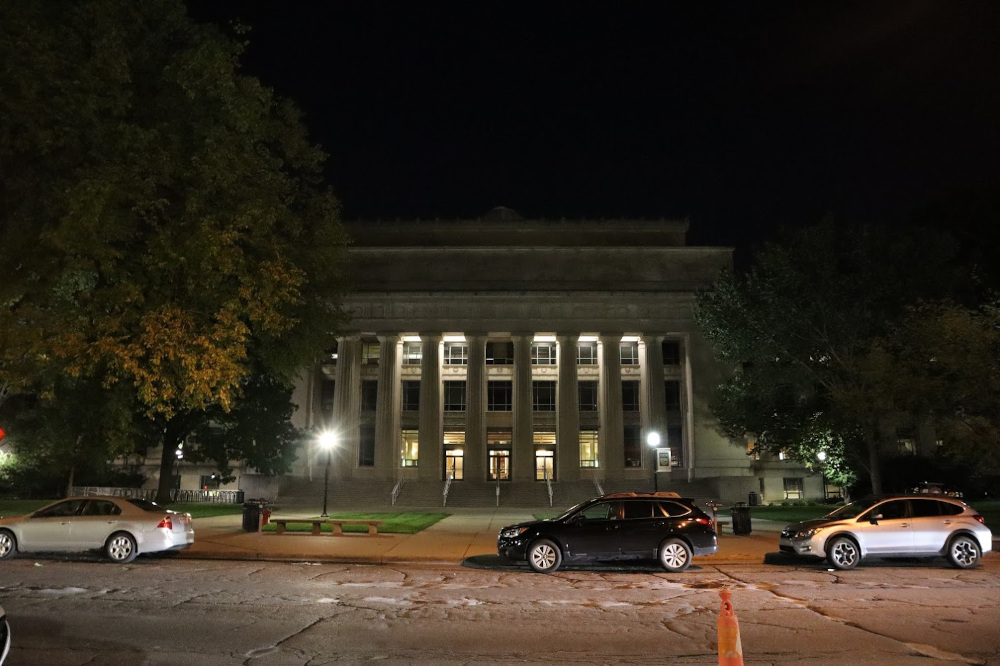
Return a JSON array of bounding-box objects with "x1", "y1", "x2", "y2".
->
[
  {"x1": 696, "y1": 220, "x2": 965, "y2": 495},
  {"x1": 0, "y1": 0, "x2": 348, "y2": 501}
]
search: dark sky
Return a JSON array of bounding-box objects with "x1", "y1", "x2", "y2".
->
[{"x1": 186, "y1": 1, "x2": 1000, "y2": 248}]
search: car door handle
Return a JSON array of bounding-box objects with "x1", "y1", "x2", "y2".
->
[{"x1": 899, "y1": 522, "x2": 910, "y2": 528}]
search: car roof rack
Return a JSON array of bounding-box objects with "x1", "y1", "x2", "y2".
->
[{"x1": 601, "y1": 491, "x2": 682, "y2": 499}]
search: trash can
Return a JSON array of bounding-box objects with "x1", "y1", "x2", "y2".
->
[
  {"x1": 242, "y1": 499, "x2": 267, "y2": 531},
  {"x1": 748, "y1": 491, "x2": 759, "y2": 507},
  {"x1": 731, "y1": 502, "x2": 752, "y2": 535}
]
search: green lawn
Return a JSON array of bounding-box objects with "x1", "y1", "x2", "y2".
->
[{"x1": 262, "y1": 512, "x2": 449, "y2": 534}]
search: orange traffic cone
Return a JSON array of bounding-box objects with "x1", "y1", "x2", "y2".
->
[{"x1": 718, "y1": 588, "x2": 744, "y2": 666}]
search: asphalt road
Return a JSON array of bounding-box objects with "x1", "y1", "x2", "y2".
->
[{"x1": 0, "y1": 554, "x2": 997, "y2": 665}]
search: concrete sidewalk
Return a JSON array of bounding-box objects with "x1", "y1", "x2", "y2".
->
[{"x1": 176, "y1": 508, "x2": 785, "y2": 567}]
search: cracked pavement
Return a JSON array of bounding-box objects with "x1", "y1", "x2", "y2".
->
[{"x1": 0, "y1": 554, "x2": 997, "y2": 665}]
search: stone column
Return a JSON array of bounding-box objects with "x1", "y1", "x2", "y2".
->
[
  {"x1": 641, "y1": 334, "x2": 666, "y2": 473},
  {"x1": 331, "y1": 335, "x2": 361, "y2": 480},
  {"x1": 375, "y1": 334, "x2": 400, "y2": 481},
  {"x1": 512, "y1": 334, "x2": 534, "y2": 481},
  {"x1": 557, "y1": 334, "x2": 580, "y2": 482},
  {"x1": 465, "y1": 334, "x2": 487, "y2": 481},
  {"x1": 600, "y1": 333, "x2": 624, "y2": 477},
  {"x1": 418, "y1": 334, "x2": 442, "y2": 480}
]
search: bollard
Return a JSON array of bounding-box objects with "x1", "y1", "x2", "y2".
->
[{"x1": 718, "y1": 588, "x2": 744, "y2": 666}]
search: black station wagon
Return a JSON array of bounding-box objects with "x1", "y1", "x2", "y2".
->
[{"x1": 497, "y1": 492, "x2": 718, "y2": 573}]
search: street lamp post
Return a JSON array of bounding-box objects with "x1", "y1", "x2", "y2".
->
[
  {"x1": 647, "y1": 431, "x2": 661, "y2": 492},
  {"x1": 319, "y1": 431, "x2": 336, "y2": 517}
]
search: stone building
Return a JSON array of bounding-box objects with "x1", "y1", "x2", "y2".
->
[{"x1": 283, "y1": 208, "x2": 824, "y2": 506}]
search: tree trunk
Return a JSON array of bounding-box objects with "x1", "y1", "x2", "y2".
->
[
  {"x1": 866, "y1": 429, "x2": 883, "y2": 496},
  {"x1": 155, "y1": 416, "x2": 189, "y2": 504}
]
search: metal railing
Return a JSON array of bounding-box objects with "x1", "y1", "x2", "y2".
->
[
  {"x1": 593, "y1": 477, "x2": 604, "y2": 497},
  {"x1": 442, "y1": 477, "x2": 452, "y2": 507},
  {"x1": 72, "y1": 487, "x2": 245, "y2": 504},
  {"x1": 391, "y1": 479, "x2": 404, "y2": 506},
  {"x1": 495, "y1": 478, "x2": 501, "y2": 507},
  {"x1": 546, "y1": 477, "x2": 554, "y2": 507}
]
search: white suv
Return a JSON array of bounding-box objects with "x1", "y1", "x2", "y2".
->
[{"x1": 779, "y1": 495, "x2": 993, "y2": 570}]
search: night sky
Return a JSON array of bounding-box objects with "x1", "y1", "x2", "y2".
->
[{"x1": 186, "y1": 2, "x2": 1000, "y2": 248}]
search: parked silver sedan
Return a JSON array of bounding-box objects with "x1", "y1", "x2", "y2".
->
[
  {"x1": 0, "y1": 496, "x2": 194, "y2": 563},
  {"x1": 779, "y1": 494, "x2": 993, "y2": 570}
]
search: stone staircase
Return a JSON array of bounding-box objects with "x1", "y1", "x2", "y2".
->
[{"x1": 270, "y1": 475, "x2": 724, "y2": 512}]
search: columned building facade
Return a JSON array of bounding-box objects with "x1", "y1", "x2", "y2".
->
[{"x1": 290, "y1": 209, "x2": 819, "y2": 503}]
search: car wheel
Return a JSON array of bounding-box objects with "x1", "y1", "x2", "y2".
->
[
  {"x1": 105, "y1": 532, "x2": 138, "y2": 563},
  {"x1": 0, "y1": 530, "x2": 16, "y2": 559},
  {"x1": 658, "y1": 538, "x2": 692, "y2": 572},
  {"x1": 826, "y1": 536, "x2": 860, "y2": 570},
  {"x1": 947, "y1": 535, "x2": 981, "y2": 569},
  {"x1": 527, "y1": 539, "x2": 562, "y2": 573}
]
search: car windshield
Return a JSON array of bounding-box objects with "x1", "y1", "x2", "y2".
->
[
  {"x1": 554, "y1": 500, "x2": 593, "y2": 521},
  {"x1": 823, "y1": 497, "x2": 881, "y2": 520}
]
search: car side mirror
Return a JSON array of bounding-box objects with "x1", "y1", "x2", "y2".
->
[
  {"x1": 869, "y1": 513, "x2": 882, "y2": 524},
  {"x1": 570, "y1": 514, "x2": 586, "y2": 525}
]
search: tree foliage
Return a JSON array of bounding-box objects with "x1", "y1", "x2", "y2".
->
[
  {"x1": 696, "y1": 219, "x2": 973, "y2": 495},
  {"x1": 0, "y1": 0, "x2": 348, "y2": 499}
]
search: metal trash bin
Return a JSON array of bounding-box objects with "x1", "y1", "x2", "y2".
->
[
  {"x1": 731, "y1": 502, "x2": 752, "y2": 535},
  {"x1": 242, "y1": 499, "x2": 267, "y2": 531},
  {"x1": 748, "y1": 491, "x2": 759, "y2": 506}
]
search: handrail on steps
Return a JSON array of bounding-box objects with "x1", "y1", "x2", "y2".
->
[
  {"x1": 546, "y1": 477, "x2": 553, "y2": 507},
  {"x1": 495, "y1": 478, "x2": 501, "y2": 507},
  {"x1": 593, "y1": 477, "x2": 604, "y2": 497},
  {"x1": 443, "y1": 477, "x2": 452, "y2": 507},
  {"x1": 391, "y1": 479, "x2": 404, "y2": 506}
]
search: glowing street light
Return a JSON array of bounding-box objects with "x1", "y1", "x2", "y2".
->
[
  {"x1": 319, "y1": 431, "x2": 336, "y2": 517},
  {"x1": 647, "y1": 431, "x2": 661, "y2": 491}
]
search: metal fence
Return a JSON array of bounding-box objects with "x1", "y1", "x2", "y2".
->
[{"x1": 71, "y1": 487, "x2": 245, "y2": 504}]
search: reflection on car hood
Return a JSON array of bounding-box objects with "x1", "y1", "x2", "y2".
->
[
  {"x1": 503, "y1": 519, "x2": 554, "y2": 531},
  {"x1": 785, "y1": 518, "x2": 843, "y2": 532}
]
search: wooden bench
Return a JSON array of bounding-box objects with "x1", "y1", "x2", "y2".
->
[
  {"x1": 327, "y1": 519, "x2": 384, "y2": 536},
  {"x1": 272, "y1": 519, "x2": 328, "y2": 536}
]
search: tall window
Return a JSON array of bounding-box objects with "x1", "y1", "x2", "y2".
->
[
  {"x1": 620, "y1": 341, "x2": 639, "y2": 365},
  {"x1": 358, "y1": 423, "x2": 375, "y2": 466},
  {"x1": 662, "y1": 340, "x2": 681, "y2": 365},
  {"x1": 783, "y1": 477, "x2": 804, "y2": 500},
  {"x1": 444, "y1": 342, "x2": 468, "y2": 365},
  {"x1": 667, "y1": 424, "x2": 683, "y2": 466},
  {"x1": 401, "y1": 429, "x2": 419, "y2": 467},
  {"x1": 402, "y1": 341, "x2": 422, "y2": 365},
  {"x1": 578, "y1": 381, "x2": 598, "y2": 411},
  {"x1": 623, "y1": 425, "x2": 641, "y2": 467},
  {"x1": 532, "y1": 342, "x2": 556, "y2": 365},
  {"x1": 665, "y1": 380, "x2": 681, "y2": 410},
  {"x1": 320, "y1": 380, "x2": 335, "y2": 416},
  {"x1": 621, "y1": 380, "x2": 640, "y2": 412},
  {"x1": 362, "y1": 340, "x2": 381, "y2": 366},
  {"x1": 577, "y1": 342, "x2": 598, "y2": 365},
  {"x1": 443, "y1": 381, "x2": 466, "y2": 411},
  {"x1": 402, "y1": 380, "x2": 420, "y2": 411},
  {"x1": 580, "y1": 430, "x2": 599, "y2": 468},
  {"x1": 488, "y1": 381, "x2": 512, "y2": 411},
  {"x1": 361, "y1": 380, "x2": 378, "y2": 412},
  {"x1": 486, "y1": 341, "x2": 514, "y2": 365},
  {"x1": 533, "y1": 381, "x2": 556, "y2": 411}
]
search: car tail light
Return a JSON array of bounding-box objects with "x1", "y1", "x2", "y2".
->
[
  {"x1": 693, "y1": 517, "x2": 713, "y2": 526},
  {"x1": 156, "y1": 515, "x2": 173, "y2": 529},
  {"x1": 973, "y1": 514, "x2": 985, "y2": 525}
]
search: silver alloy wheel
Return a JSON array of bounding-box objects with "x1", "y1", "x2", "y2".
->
[
  {"x1": 948, "y1": 535, "x2": 981, "y2": 569},
  {"x1": 827, "y1": 537, "x2": 860, "y2": 570},
  {"x1": 105, "y1": 533, "x2": 137, "y2": 563},
  {"x1": 0, "y1": 531, "x2": 14, "y2": 559},
  {"x1": 658, "y1": 538, "x2": 691, "y2": 572},
  {"x1": 528, "y1": 539, "x2": 561, "y2": 573}
]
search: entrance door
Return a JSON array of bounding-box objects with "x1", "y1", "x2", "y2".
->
[
  {"x1": 444, "y1": 448, "x2": 464, "y2": 480},
  {"x1": 489, "y1": 449, "x2": 510, "y2": 481},
  {"x1": 535, "y1": 449, "x2": 554, "y2": 481}
]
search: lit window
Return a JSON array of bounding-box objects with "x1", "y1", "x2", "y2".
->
[
  {"x1": 402, "y1": 342, "x2": 422, "y2": 365},
  {"x1": 532, "y1": 342, "x2": 556, "y2": 365},
  {"x1": 783, "y1": 477, "x2": 804, "y2": 500},
  {"x1": 400, "y1": 429, "x2": 419, "y2": 467},
  {"x1": 577, "y1": 342, "x2": 598, "y2": 365},
  {"x1": 362, "y1": 340, "x2": 381, "y2": 365},
  {"x1": 444, "y1": 342, "x2": 468, "y2": 365},
  {"x1": 580, "y1": 430, "x2": 599, "y2": 468},
  {"x1": 620, "y1": 342, "x2": 639, "y2": 365}
]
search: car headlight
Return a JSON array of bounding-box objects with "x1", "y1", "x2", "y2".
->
[
  {"x1": 500, "y1": 526, "x2": 528, "y2": 539},
  {"x1": 793, "y1": 528, "x2": 820, "y2": 539}
]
